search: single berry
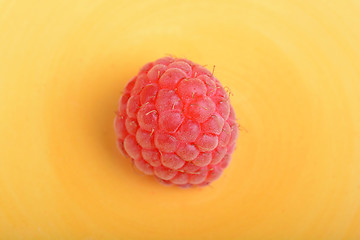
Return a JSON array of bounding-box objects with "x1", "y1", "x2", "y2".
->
[{"x1": 114, "y1": 56, "x2": 239, "y2": 187}]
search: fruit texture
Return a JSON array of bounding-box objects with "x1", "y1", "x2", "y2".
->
[{"x1": 114, "y1": 56, "x2": 238, "y2": 187}]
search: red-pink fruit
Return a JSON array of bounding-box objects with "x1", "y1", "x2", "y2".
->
[{"x1": 114, "y1": 56, "x2": 238, "y2": 187}]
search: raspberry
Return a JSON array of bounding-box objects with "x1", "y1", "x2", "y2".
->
[{"x1": 114, "y1": 56, "x2": 239, "y2": 187}]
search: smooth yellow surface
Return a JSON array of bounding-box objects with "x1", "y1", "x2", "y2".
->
[{"x1": 1, "y1": 0, "x2": 360, "y2": 239}]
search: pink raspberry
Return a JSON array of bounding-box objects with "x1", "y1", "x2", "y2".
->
[{"x1": 114, "y1": 56, "x2": 238, "y2": 187}]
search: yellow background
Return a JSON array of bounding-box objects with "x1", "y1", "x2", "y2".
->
[{"x1": 1, "y1": 0, "x2": 360, "y2": 239}]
